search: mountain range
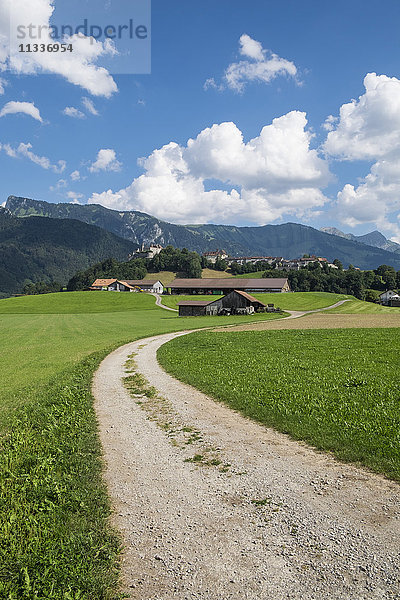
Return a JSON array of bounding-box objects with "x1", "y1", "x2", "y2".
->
[
  {"x1": 320, "y1": 227, "x2": 400, "y2": 253},
  {"x1": 5, "y1": 195, "x2": 400, "y2": 273}
]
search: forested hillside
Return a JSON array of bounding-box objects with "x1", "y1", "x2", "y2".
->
[{"x1": 0, "y1": 208, "x2": 133, "y2": 297}]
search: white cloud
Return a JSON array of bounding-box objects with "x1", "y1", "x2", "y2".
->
[
  {"x1": 324, "y1": 73, "x2": 400, "y2": 160},
  {"x1": 82, "y1": 97, "x2": 99, "y2": 115},
  {"x1": 326, "y1": 73, "x2": 400, "y2": 237},
  {"x1": 205, "y1": 34, "x2": 298, "y2": 93},
  {"x1": 63, "y1": 106, "x2": 86, "y2": 119},
  {"x1": 89, "y1": 113, "x2": 330, "y2": 225},
  {"x1": 89, "y1": 148, "x2": 122, "y2": 173},
  {"x1": 1, "y1": 0, "x2": 118, "y2": 97},
  {"x1": 336, "y1": 157, "x2": 400, "y2": 238},
  {"x1": 66, "y1": 191, "x2": 84, "y2": 203},
  {"x1": 1, "y1": 143, "x2": 17, "y2": 158},
  {"x1": 1, "y1": 141, "x2": 66, "y2": 172},
  {"x1": 0, "y1": 100, "x2": 43, "y2": 122},
  {"x1": 70, "y1": 170, "x2": 81, "y2": 181},
  {"x1": 322, "y1": 114, "x2": 338, "y2": 132},
  {"x1": 49, "y1": 178, "x2": 67, "y2": 191},
  {"x1": 0, "y1": 77, "x2": 7, "y2": 95},
  {"x1": 239, "y1": 34, "x2": 264, "y2": 61}
]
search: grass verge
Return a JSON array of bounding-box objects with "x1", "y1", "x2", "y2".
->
[
  {"x1": 0, "y1": 349, "x2": 121, "y2": 599},
  {"x1": 158, "y1": 328, "x2": 400, "y2": 480}
]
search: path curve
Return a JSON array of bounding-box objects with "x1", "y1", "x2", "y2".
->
[
  {"x1": 93, "y1": 327, "x2": 400, "y2": 600},
  {"x1": 282, "y1": 298, "x2": 351, "y2": 320},
  {"x1": 150, "y1": 292, "x2": 178, "y2": 311}
]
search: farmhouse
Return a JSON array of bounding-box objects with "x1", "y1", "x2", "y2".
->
[
  {"x1": 178, "y1": 290, "x2": 267, "y2": 316},
  {"x1": 202, "y1": 249, "x2": 228, "y2": 264},
  {"x1": 90, "y1": 279, "x2": 163, "y2": 293},
  {"x1": 379, "y1": 290, "x2": 400, "y2": 306},
  {"x1": 169, "y1": 277, "x2": 290, "y2": 295}
]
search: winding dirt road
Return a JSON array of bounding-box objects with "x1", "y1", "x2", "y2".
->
[{"x1": 93, "y1": 322, "x2": 400, "y2": 599}]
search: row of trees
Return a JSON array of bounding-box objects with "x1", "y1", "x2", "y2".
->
[
  {"x1": 261, "y1": 262, "x2": 400, "y2": 300},
  {"x1": 67, "y1": 246, "x2": 203, "y2": 291},
  {"x1": 22, "y1": 281, "x2": 63, "y2": 295},
  {"x1": 26, "y1": 243, "x2": 400, "y2": 300}
]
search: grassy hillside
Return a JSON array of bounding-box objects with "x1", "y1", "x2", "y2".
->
[
  {"x1": 326, "y1": 298, "x2": 400, "y2": 313},
  {"x1": 0, "y1": 289, "x2": 157, "y2": 314},
  {"x1": 158, "y1": 328, "x2": 400, "y2": 480},
  {"x1": 0, "y1": 291, "x2": 281, "y2": 598},
  {"x1": 201, "y1": 268, "x2": 232, "y2": 278},
  {"x1": 143, "y1": 268, "x2": 231, "y2": 287},
  {"x1": 144, "y1": 270, "x2": 177, "y2": 286}
]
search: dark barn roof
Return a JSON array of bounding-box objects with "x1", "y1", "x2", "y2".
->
[
  {"x1": 170, "y1": 278, "x2": 288, "y2": 290},
  {"x1": 231, "y1": 290, "x2": 266, "y2": 305}
]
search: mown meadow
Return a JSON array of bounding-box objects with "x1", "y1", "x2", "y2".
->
[
  {"x1": 158, "y1": 328, "x2": 400, "y2": 480},
  {"x1": 0, "y1": 291, "x2": 282, "y2": 599},
  {"x1": 161, "y1": 291, "x2": 350, "y2": 311}
]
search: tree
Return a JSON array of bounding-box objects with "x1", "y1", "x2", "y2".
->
[{"x1": 333, "y1": 258, "x2": 343, "y2": 270}]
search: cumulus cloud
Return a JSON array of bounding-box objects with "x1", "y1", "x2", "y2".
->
[
  {"x1": 325, "y1": 73, "x2": 400, "y2": 237},
  {"x1": 82, "y1": 97, "x2": 99, "y2": 115},
  {"x1": 1, "y1": 0, "x2": 118, "y2": 97},
  {"x1": 89, "y1": 113, "x2": 330, "y2": 225},
  {"x1": 336, "y1": 158, "x2": 400, "y2": 239},
  {"x1": 1, "y1": 141, "x2": 66, "y2": 172},
  {"x1": 63, "y1": 106, "x2": 85, "y2": 119},
  {"x1": 0, "y1": 101, "x2": 43, "y2": 122},
  {"x1": 70, "y1": 170, "x2": 81, "y2": 181},
  {"x1": 205, "y1": 34, "x2": 298, "y2": 93},
  {"x1": 89, "y1": 148, "x2": 122, "y2": 172},
  {"x1": 324, "y1": 73, "x2": 400, "y2": 160}
]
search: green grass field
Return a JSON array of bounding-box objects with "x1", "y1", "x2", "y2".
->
[
  {"x1": 2, "y1": 288, "x2": 395, "y2": 597},
  {"x1": 158, "y1": 328, "x2": 400, "y2": 480},
  {"x1": 326, "y1": 298, "x2": 400, "y2": 313},
  {"x1": 161, "y1": 291, "x2": 350, "y2": 311},
  {"x1": 0, "y1": 290, "x2": 283, "y2": 599}
]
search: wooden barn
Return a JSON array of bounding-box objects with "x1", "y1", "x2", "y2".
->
[
  {"x1": 177, "y1": 301, "x2": 213, "y2": 316},
  {"x1": 177, "y1": 290, "x2": 267, "y2": 316},
  {"x1": 206, "y1": 290, "x2": 266, "y2": 314}
]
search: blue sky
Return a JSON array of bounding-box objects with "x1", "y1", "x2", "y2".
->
[{"x1": 1, "y1": 0, "x2": 400, "y2": 239}]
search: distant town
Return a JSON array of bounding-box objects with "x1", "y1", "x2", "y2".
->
[{"x1": 132, "y1": 244, "x2": 339, "y2": 271}]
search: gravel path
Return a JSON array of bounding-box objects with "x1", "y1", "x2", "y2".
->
[
  {"x1": 150, "y1": 293, "x2": 178, "y2": 311},
  {"x1": 93, "y1": 329, "x2": 400, "y2": 600}
]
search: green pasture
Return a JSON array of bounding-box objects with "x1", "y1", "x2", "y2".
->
[
  {"x1": 1, "y1": 288, "x2": 395, "y2": 598},
  {"x1": 325, "y1": 298, "x2": 400, "y2": 313},
  {"x1": 0, "y1": 290, "x2": 158, "y2": 314},
  {"x1": 161, "y1": 291, "x2": 350, "y2": 311},
  {"x1": 0, "y1": 290, "x2": 282, "y2": 599},
  {"x1": 158, "y1": 328, "x2": 400, "y2": 480}
]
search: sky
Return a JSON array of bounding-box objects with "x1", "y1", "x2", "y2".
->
[{"x1": 1, "y1": 0, "x2": 400, "y2": 240}]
